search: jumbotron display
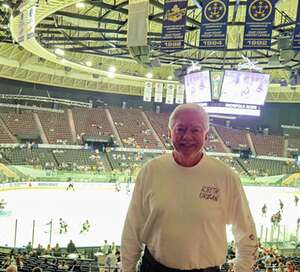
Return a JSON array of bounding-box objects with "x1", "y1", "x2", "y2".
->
[
  {"x1": 219, "y1": 70, "x2": 270, "y2": 106},
  {"x1": 184, "y1": 70, "x2": 270, "y2": 116},
  {"x1": 184, "y1": 71, "x2": 212, "y2": 103}
]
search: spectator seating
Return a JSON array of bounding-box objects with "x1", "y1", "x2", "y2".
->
[
  {"x1": 107, "y1": 150, "x2": 160, "y2": 170},
  {"x1": 72, "y1": 108, "x2": 113, "y2": 144},
  {"x1": 145, "y1": 111, "x2": 170, "y2": 148},
  {"x1": 205, "y1": 127, "x2": 227, "y2": 152},
  {"x1": 0, "y1": 112, "x2": 39, "y2": 139},
  {"x1": 38, "y1": 112, "x2": 73, "y2": 145},
  {"x1": 0, "y1": 147, "x2": 56, "y2": 167},
  {"x1": 251, "y1": 134, "x2": 284, "y2": 157},
  {"x1": 214, "y1": 125, "x2": 250, "y2": 151},
  {"x1": 109, "y1": 107, "x2": 161, "y2": 149},
  {"x1": 288, "y1": 138, "x2": 300, "y2": 156},
  {"x1": 236, "y1": 158, "x2": 297, "y2": 176},
  {"x1": 53, "y1": 149, "x2": 111, "y2": 171},
  {"x1": 0, "y1": 121, "x2": 15, "y2": 143}
]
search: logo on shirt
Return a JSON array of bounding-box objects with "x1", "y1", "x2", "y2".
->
[{"x1": 199, "y1": 185, "x2": 219, "y2": 201}]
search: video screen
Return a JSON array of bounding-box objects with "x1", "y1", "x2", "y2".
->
[
  {"x1": 219, "y1": 70, "x2": 270, "y2": 105},
  {"x1": 184, "y1": 71, "x2": 212, "y2": 103}
]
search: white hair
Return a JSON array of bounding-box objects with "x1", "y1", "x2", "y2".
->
[
  {"x1": 168, "y1": 103, "x2": 209, "y2": 131},
  {"x1": 6, "y1": 265, "x2": 17, "y2": 272}
]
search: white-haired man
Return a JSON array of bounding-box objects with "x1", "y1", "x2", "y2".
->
[
  {"x1": 121, "y1": 103, "x2": 257, "y2": 272},
  {"x1": 6, "y1": 265, "x2": 17, "y2": 272}
]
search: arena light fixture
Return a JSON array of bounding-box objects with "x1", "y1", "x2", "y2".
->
[
  {"x1": 108, "y1": 66, "x2": 116, "y2": 73},
  {"x1": 2, "y1": 2, "x2": 11, "y2": 9},
  {"x1": 55, "y1": 48, "x2": 65, "y2": 56},
  {"x1": 76, "y1": 2, "x2": 86, "y2": 8},
  {"x1": 167, "y1": 75, "x2": 173, "y2": 80},
  {"x1": 146, "y1": 72, "x2": 153, "y2": 79},
  {"x1": 107, "y1": 72, "x2": 115, "y2": 78},
  {"x1": 85, "y1": 60, "x2": 92, "y2": 67}
]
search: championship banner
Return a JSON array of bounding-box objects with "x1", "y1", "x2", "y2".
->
[
  {"x1": 166, "y1": 84, "x2": 175, "y2": 104},
  {"x1": 292, "y1": 1, "x2": 300, "y2": 50},
  {"x1": 199, "y1": 0, "x2": 229, "y2": 50},
  {"x1": 17, "y1": 11, "x2": 25, "y2": 43},
  {"x1": 175, "y1": 85, "x2": 185, "y2": 104},
  {"x1": 154, "y1": 83, "x2": 163, "y2": 103},
  {"x1": 26, "y1": 6, "x2": 36, "y2": 40},
  {"x1": 161, "y1": 0, "x2": 188, "y2": 52},
  {"x1": 143, "y1": 82, "x2": 152, "y2": 102},
  {"x1": 243, "y1": 0, "x2": 276, "y2": 49}
]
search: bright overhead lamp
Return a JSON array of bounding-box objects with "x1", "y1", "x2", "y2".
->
[
  {"x1": 2, "y1": 3, "x2": 11, "y2": 9},
  {"x1": 55, "y1": 48, "x2": 64, "y2": 56},
  {"x1": 85, "y1": 60, "x2": 92, "y2": 67},
  {"x1": 146, "y1": 72, "x2": 153, "y2": 79},
  {"x1": 108, "y1": 66, "x2": 116, "y2": 73},
  {"x1": 107, "y1": 72, "x2": 115, "y2": 78},
  {"x1": 167, "y1": 75, "x2": 172, "y2": 80},
  {"x1": 76, "y1": 2, "x2": 86, "y2": 8}
]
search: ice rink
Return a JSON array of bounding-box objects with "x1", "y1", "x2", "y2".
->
[{"x1": 0, "y1": 182, "x2": 299, "y2": 248}]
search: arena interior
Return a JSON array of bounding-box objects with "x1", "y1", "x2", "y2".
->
[{"x1": 0, "y1": 0, "x2": 300, "y2": 271}]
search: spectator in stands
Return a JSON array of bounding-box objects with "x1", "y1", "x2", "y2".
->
[
  {"x1": 101, "y1": 240, "x2": 110, "y2": 255},
  {"x1": 121, "y1": 103, "x2": 258, "y2": 272},
  {"x1": 58, "y1": 261, "x2": 69, "y2": 270},
  {"x1": 69, "y1": 261, "x2": 81, "y2": 272},
  {"x1": 53, "y1": 243, "x2": 62, "y2": 257},
  {"x1": 66, "y1": 240, "x2": 77, "y2": 254},
  {"x1": 285, "y1": 261, "x2": 298, "y2": 272},
  {"x1": 6, "y1": 265, "x2": 17, "y2": 272},
  {"x1": 32, "y1": 267, "x2": 42, "y2": 272},
  {"x1": 104, "y1": 250, "x2": 119, "y2": 272},
  {"x1": 25, "y1": 242, "x2": 33, "y2": 254}
]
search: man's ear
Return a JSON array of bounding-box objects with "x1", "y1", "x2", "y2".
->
[{"x1": 204, "y1": 130, "x2": 209, "y2": 141}]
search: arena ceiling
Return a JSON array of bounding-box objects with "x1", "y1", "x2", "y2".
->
[{"x1": 0, "y1": 0, "x2": 300, "y2": 102}]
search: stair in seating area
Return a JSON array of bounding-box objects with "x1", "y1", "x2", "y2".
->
[{"x1": 0, "y1": 163, "x2": 18, "y2": 178}]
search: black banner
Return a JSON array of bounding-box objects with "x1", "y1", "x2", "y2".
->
[
  {"x1": 293, "y1": 0, "x2": 300, "y2": 50},
  {"x1": 199, "y1": 0, "x2": 229, "y2": 50},
  {"x1": 161, "y1": 0, "x2": 188, "y2": 52},
  {"x1": 243, "y1": 0, "x2": 276, "y2": 49}
]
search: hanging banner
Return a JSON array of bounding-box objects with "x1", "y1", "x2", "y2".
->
[
  {"x1": 175, "y1": 85, "x2": 185, "y2": 104},
  {"x1": 293, "y1": 1, "x2": 300, "y2": 50},
  {"x1": 199, "y1": 0, "x2": 229, "y2": 50},
  {"x1": 17, "y1": 11, "x2": 25, "y2": 43},
  {"x1": 243, "y1": 0, "x2": 276, "y2": 49},
  {"x1": 161, "y1": 0, "x2": 188, "y2": 52},
  {"x1": 166, "y1": 84, "x2": 175, "y2": 104},
  {"x1": 143, "y1": 82, "x2": 152, "y2": 102},
  {"x1": 26, "y1": 6, "x2": 36, "y2": 40},
  {"x1": 154, "y1": 83, "x2": 163, "y2": 103}
]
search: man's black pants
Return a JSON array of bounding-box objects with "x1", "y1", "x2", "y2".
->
[{"x1": 139, "y1": 247, "x2": 220, "y2": 272}]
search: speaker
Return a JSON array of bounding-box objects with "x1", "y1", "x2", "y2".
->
[{"x1": 127, "y1": 0, "x2": 148, "y2": 47}]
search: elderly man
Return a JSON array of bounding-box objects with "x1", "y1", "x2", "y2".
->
[
  {"x1": 121, "y1": 103, "x2": 257, "y2": 272},
  {"x1": 6, "y1": 265, "x2": 17, "y2": 272}
]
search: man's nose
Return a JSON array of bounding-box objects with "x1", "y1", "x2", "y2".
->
[{"x1": 182, "y1": 130, "x2": 193, "y2": 139}]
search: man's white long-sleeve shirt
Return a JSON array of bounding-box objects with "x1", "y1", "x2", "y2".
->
[{"x1": 121, "y1": 154, "x2": 257, "y2": 272}]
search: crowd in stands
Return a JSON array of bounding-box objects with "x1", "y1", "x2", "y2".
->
[{"x1": 1, "y1": 239, "x2": 300, "y2": 272}]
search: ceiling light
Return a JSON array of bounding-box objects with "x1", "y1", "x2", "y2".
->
[
  {"x1": 2, "y1": 3, "x2": 10, "y2": 9},
  {"x1": 76, "y1": 2, "x2": 86, "y2": 8},
  {"x1": 55, "y1": 48, "x2": 64, "y2": 56},
  {"x1": 85, "y1": 61, "x2": 92, "y2": 67},
  {"x1": 167, "y1": 75, "x2": 172, "y2": 80},
  {"x1": 108, "y1": 66, "x2": 116, "y2": 73},
  {"x1": 146, "y1": 72, "x2": 153, "y2": 79},
  {"x1": 107, "y1": 72, "x2": 115, "y2": 78}
]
